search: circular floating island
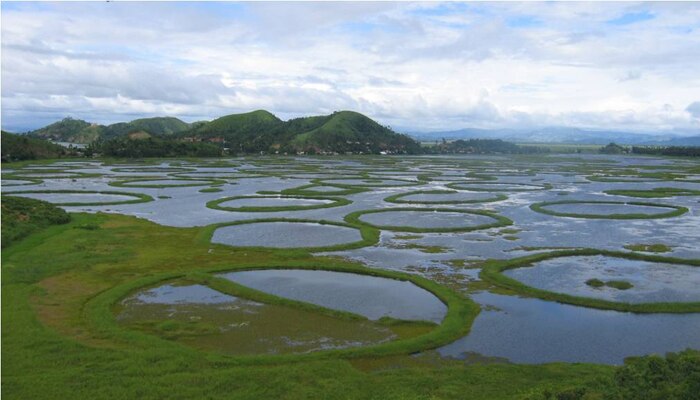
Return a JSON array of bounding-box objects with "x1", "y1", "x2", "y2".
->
[
  {"x1": 207, "y1": 219, "x2": 377, "y2": 251},
  {"x1": 1, "y1": 178, "x2": 42, "y2": 186},
  {"x1": 316, "y1": 178, "x2": 421, "y2": 188},
  {"x1": 207, "y1": 195, "x2": 349, "y2": 212},
  {"x1": 604, "y1": 187, "x2": 700, "y2": 198},
  {"x1": 530, "y1": 200, "x2": 688, "y2": 219},
  {"x1": 110, "y1": 178, "x2": 226, "y2": 188},
  {"x1": 280, "y1": 183, "x2": 370, "y2": 196},
  {"x1": 480, "y1": 249, "x2": 700, "y2": 313},
  {"x1": 385, "y1": 190, "x2": 506, "y2": 205},
  {"x1": 447, "y1": 182, "x2": 550, "y2": 192},
  {"x1": 111, "y1": 166, "x2": 196, "y2": 173},
  {"x1": 2, "y1": 190, "x2": 153, "y2": 206},
  {"x1": 101, "y1": 264, "x2": 475, "y2": 359},
  {"x1": 346, "y1": 207, "x2": 512, "y2": 233},
  {"x1": 219, "y1": 269, "x2": 447, "y2": 323}
]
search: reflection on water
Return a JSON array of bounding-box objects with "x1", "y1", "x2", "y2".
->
[
  {"x1": 438, "y1": 292, "x2": 700, "y2": 365},
  {"x1": 505, "y1": 255, "x2": 700, "y2": 303},
  {"x1": 117, "y1": 283, "x2": 401, "y2": 355},
  {"x1": 220, "y1": 269, "x2": 447, "y2": 323},
  {"x1": 211, "y1": 222, "x2": 362, "y2": 248}
]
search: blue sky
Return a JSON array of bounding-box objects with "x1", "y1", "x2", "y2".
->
[{"x1": 2, "y1": 1, "x2": 699, "y2": 134}]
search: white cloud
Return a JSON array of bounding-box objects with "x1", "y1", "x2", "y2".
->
[{"x1": 1, "y1": 1, "x2": 699, "y2": 134}]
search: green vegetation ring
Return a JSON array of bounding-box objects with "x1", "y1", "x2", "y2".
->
[
  {"x1": 480, "y1": 249, "x2": 700, "y2": 313},
  {"x1": 109, "y1": 177, "x2": 227, "y2": 188},
  {"x1": 446, "y1": 181, "x2": 552, "y2": 192},
  {"x1": 345, "y1": 207, "x2": 512, "y2": 233},
  {"x1": 585, "y1": 175, "x2": 667, "y2": 183},
  {"x1": 1, "y1": 177, "x2": 43, "y2": 186},
  {"x1": 314, "y1": 177, "x2": 423, "y2": 188},
  {"x1": 2, "y1": 190, "x2": 154, "y2": 206},
  {"x1": 384, "y1": 190, "x2": 507, "y2": 205},
  {"x1": 277, "y1": 183, "x2": 370, "y2": 196},
  {"x1": 4, "y1": 171, "x2": 104, "y2": 180},
  {"x1": 200, "y1": 218, "x2": 380, "y2": 253},
  {"x1": 85, "y1": 262, "x2": 479, "y2": 363},
  {"x1": 111, "y1": 167, "x2": 197, "y2": 173},
  {"x1": 604, "y1": 188, "x2": 700, "y2": 198},
  {"x1": 206, "y1": 195, "x2": 351, "y2": 212},
  {"x1": 530, "y1": 200, "x2": 688, "y2": 219}
]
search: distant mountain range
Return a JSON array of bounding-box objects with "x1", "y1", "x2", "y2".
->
[
  {"x1": 20, "y1": 112, "x2": 700, "y2": 150},
  {"x1": 24, "y1": 110, "x2": 422, "y2": 154},
  {"x1": 411, "y1": 127, "x2": 700, "y2": 146}
]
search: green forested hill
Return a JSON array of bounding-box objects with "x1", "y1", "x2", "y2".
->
[
  {"x1": 25, "y1": 110, "x2": 422, "y2": 154},
  {"x1": 180, "y1": 110, "x2": 421, "y2": 154},
  {"x1": 102, "y1": 117, "x2": 191, "y2": 138},
  {"x1": 287, "y1": 111, "x2": 421, "y2": 154},
  {"x1": 1, "y1": 131, "x2": 71, "y2": 162},
  {"x1": 27, "y1": 116, "x2": 191, "y2": 143},
  {"x1": 27, "y1": 117, "x2": 103, "y2": 143}
]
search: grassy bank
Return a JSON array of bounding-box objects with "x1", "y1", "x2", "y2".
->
[
  {"x1": 480, "y1": 249, "x2": 700, "y2": 313},
  {"x1": 2, "y1": 211, "x2": 615, "y2": 399}
]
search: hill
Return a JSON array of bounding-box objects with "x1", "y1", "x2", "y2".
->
[
  {"x1": 1, "y1": 131, "x2": 73, "y2": 162},
  {"x1": 178, "y1": 110, "x2": 421, "y2": 154},
  {"x1": 27, "y1": 116, "x2": 191, "y2": 143},
  {"x1": 102, "y1": 117, "x2": 191, "y2": 139},
  {"x1": 23, "y1": 110, "x2": 422, "y2": 154},
  {"x1": 287, "y1": 111, "x2": 421, "y2": 154},
  {"x1": 27, "y1": 117, "x2": 103, "y2": 143}
]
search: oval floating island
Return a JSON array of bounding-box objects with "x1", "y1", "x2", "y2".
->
[
  {"x1": 346, "y1": 207, "x2": 512, "y2": 233},
  {"x1": 116, "y1": 282, "x2": 402, "y2": 356},
  {"x1": 447, "y1": 182, "x2": 550, "y2": 192},
  {"x1": 316, "y1": 178, "x2": 421, "y2": 188},
  {"x1": 530, "y1": 200, "x2": 688, "y2": 219},
  {"x1": 207, "y1": 195, "x2": 349, "y2": 212},
  {"x1": 2, "y1": 190, "x2": 154, "y2": 206},
  {"x1": 219, "y1": 269, "x2": 447, "y2": 323},
  {"x1": 110, "y1": 178, "x2": 226, "y2": 188},
  {"x1": 207, "y1": 219, "x2": 378, "y2": 251},
  {"x1": 480, "y1": 249, "x2": 700, "y2": 313},
  {"x1": 104, "y1": 264, "x2": 475, "y2": 359},
  {"x1": 1, "y1": 178, "x2": 42, "y2": 187},
  {"x1": 503, "y1": 255, "x2": 700, "y2": 304},
  {"x1": 384, "y1": 190, "x2": 506, "y2": 205}
]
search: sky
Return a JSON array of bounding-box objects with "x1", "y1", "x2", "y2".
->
[{"x1": 2, "y1": 1, "x2": 700, "y2": 135}]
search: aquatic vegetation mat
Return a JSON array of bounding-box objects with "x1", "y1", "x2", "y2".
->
[{"x1": 530, "y1": 200, "x2": 688, "y2": 219}]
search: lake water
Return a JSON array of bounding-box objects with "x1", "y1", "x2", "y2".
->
[
  {"x1": 5, "y1": 155, "x2": 699, "y2": 364},
  {"x1": 219, "y1": 269, "x2": 447, "y2": 322},
  {"x1": 504, "y1": 255, "x2": 700, "y2": 303},
  {"x1": 359, "y1": 210, "x2": 497, "y2": 230},
  {"x1": 211, "y1": 221, "x2": 362, "y2": 248}
]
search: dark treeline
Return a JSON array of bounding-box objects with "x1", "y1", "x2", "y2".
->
[
  {"x1": 1, "y1": 131, "x2": 78, "y2": 162},
  {"x1": 632, "y1": 146, "x2": 700, "y2": 157},
  {"x1": 425, "y1": 139, "x2": 549, "y2": 154},
  {"x1": 86, "y1": 137, "x2": 222, "y2": 158}
]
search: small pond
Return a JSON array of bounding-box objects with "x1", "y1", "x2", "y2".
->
[
  {"x1": 211, "y1": 222, "x2": 362, "y2": 248},
  {"x1": 541, "y1": 203, "x2": 677, "y2": 216},
  {"x1": 117, "y1": 283, "x2": 397, "y2": 355},
  {"x1": 359, "y1": 210, "x2": 496, "y2": 230},
  {"x1": 504, "y1": 255, "x2": 700, "y2": 303},
  {"x1": 10, "y1": 192, "x2": 141, "y2": 205},
  {"x1": 217, "y1": 197, "x2": 333, "y2": 208},
  {"x1": 219, "y1": 269, "x2": 446, "y2": 323}
]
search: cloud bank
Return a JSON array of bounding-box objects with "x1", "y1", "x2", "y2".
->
[{"x1": 2, "y1": 1, "x2": 699, "y2": 135}]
